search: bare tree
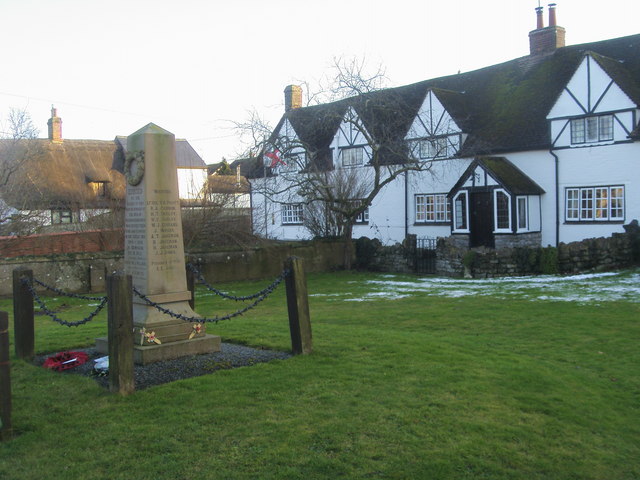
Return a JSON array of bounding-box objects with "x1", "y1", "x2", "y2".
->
[
  {"x1": 238, "y1": 57, "x2": 458, "y2": 268},
  {"x1": 0, "y1": 108, "x2": 45, "y2": 234},
  {"x1": 181, "y1": 172, "x2": 253, "y2": 250}
]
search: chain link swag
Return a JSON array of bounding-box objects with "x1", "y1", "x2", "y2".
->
[
  {"x1": 22, "y1": 277, "x2": 108, "y2": 327},
  {"x1": 133, "y1": 266, "x2": 289, "y2": 323}
]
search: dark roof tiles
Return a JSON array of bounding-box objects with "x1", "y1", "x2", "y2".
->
[{"x1": 256, "y1": 32, "x2": 640, "y2": 178}]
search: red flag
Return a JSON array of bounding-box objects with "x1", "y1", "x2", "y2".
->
[{"x1": 265, "y1": 149, "x2": 286, "y2": 168}]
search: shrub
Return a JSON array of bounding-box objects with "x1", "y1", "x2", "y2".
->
[
  {"x1": 539, "y1": 247, "x2": 559, "y2": 274},
  {"x1": 355, "y1": 236, "x2": 381, "y2": 269}
]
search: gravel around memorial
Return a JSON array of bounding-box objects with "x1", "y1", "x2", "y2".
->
[{"x1": 35, "y1": 343, "x2": 291, "y2": 390}]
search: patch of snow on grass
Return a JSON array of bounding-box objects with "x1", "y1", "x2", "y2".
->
[{"x1": 346, "y1": 270, "x2": 640, "y2": 303}]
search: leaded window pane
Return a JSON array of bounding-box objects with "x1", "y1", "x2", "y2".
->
[
  {"x1": 571, "y1": 119, "x2": 585, "y2": 144},
  {"x1": 496, "y1": 191, "x2": 510, "y2": 229},
  {"x1": 599, "y1": 115, "x2": 613, "y2": 141}
]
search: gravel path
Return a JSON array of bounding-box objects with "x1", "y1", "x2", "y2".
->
[{"x1": 35, "y1": 343, "x2": 291, "y2": 390}]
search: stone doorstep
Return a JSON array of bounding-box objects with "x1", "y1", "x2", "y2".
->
[{"x1": 95, "y1": 334, "x2": 221, "y2": 365}]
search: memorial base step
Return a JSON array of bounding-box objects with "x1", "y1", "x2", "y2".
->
[{"x1": 95, "y1": 334, "x2": 221, "y2": 365}]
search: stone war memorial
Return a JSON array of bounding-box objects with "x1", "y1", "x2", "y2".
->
[{"x1": 97, "y1": 123, "x2": 220, "y2": 364}]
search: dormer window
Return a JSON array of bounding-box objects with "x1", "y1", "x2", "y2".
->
[
  {"x1": 88, "y1": 181, "x2": 108, "y2": 198},
  {"x1": 341, "y1": 147, "x2": 364, "y2": 167},
  {"x1": 570, "y1": 115, "x2": 613, "y2": 144},
  {"x1": 419, "y1": 137, "x2": 449, "y2": 159}
]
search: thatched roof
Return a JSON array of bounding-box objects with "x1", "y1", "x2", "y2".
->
[
  {"x1": 1, "y1": 139, "x2": 124, "y2": 210},
  {"x1": 1, "y1": 135, "x2": 206, "y2": 210},
  {"x1": 207, "y1": 174, "x2": 250, "y2": 195}
]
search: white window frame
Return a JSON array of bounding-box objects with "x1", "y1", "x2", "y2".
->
[
  {"x1": 565, "y1": 186, "x2": 624, "y2": 222},
  {"x1": 341, "y1": 147, "x2": 364, "y2": 167},
  {"x1": 281, "y1": 203, "x2": 304, "y2": 225},
  {"x1": 570, "y1": 114, "x2": 614, "y2": 144},
  {"x1": 516, "y1": 196, "x2": 529, "y2": 232},
  {"x1": 414, "y1": 193, "x2": 451, "y2": 223},
  {"x1": 355, "y1": 207, "x2": 369, "y2": 224},
  {"x1": 452, "y1": 191, "x2": 469, "y2": 232},
  {"x1": 494, "y1": 189, "x2": 512, "y2": 233}
]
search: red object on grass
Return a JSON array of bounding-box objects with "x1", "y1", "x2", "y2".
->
[{"x1": 43, "y1": 351, "x2": 89, "y2": 371}]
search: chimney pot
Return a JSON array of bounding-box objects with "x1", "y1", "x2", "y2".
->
[
  {"x1": 548, "y1": 3, "x2": 557, "y2": 27},
  {"x1": 535, "y1": 6, "x2": 544, "y2": 29}
]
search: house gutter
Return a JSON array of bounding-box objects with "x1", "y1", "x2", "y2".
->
[{"x1": 550, "y1": 149, "x2": 560, "y2": 247}]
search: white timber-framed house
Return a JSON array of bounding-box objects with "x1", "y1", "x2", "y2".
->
[{"x1": 248, "y1": 5, "x2": 640, "y2": 250}]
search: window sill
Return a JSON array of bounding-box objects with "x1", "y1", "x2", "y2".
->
[
  {"x1": 282, "y1": 223, "x2": 304, "y2": 226},
  {"x1": 563, "y1": 220, "x2": 624, "y2": 225},
  {"x1": 413, "y1": 222, "x2": 450, "y2": 226}
]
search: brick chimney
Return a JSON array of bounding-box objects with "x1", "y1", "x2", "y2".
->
[
  {"x1": 284, "y1": 85, "x2": 303, "y2": 112},
  {"x1": 47, "y1": 105, "x2": 62, "y2": 143},
  {"x1": 528, "y1": 3, "x2": 566, "y2": 55}
]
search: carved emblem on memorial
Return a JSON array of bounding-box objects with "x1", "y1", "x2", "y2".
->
[{"x1": 124, "y1": 150, "x2": 145, "y2": 186}]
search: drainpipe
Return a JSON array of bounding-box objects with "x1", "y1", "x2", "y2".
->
[
  {"x1": 550, "y1": 149, "x2": 560, "y2": 247},
  {"x1": 404, "y1": 170, "x2": 409, "y2": 240}
]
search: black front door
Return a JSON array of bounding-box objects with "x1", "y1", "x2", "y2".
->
[{"x1": 469, "y1": 191, "x2": 494, "y2": 248}]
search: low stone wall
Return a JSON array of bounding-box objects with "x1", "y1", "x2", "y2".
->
[
  {"x1": 0, "y1": 240, "x2": 346, "y2": 297},
  {"x1": 495, "y1": 232, "x2": 542, "y2": 249},
  {"x1": 358, "y1": 242, "x2": 414, "y2": 273},
  {"x1": 557, "y1": 233, "x2": 635, "y2": 274},
  {"x1": 360, "y1": 222, "x2": 640, "y2": 278},
  {"x1": 436, "y1": 228, "x2": 638, "y2": 278}
]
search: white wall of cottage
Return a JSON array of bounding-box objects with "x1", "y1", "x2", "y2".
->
[
  {"x1": 554, "y1": 141, "x2": 640, "y2": 243},
  {"x1": 406, "y1": 158, "x2": 470, "y2": 241},
  {"x1": 177, "y1": 167, "x2": 209, "y2": 201}
]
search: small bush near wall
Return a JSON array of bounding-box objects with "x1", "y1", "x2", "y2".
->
[
  {"x1": 540, "y1": 247, "x2": 559, "y2": 275},
  {"x1": 355, "y1": 237, "x2": 382, "y2": 270}
]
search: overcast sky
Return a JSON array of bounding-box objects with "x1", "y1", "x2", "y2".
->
[{"x1": 1, "y1": 0, "x2": 637, "y2": 164}]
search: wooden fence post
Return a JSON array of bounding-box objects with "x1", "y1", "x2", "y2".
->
[
  {"x1": 284, "y1": 257, "x2": 312, "y2": 355},
  {"x1": 186, "y1": 266, "x2": 195, "y2": 311},
  {"x1": 0, "y1": 312, "x2": 12, "y2": 441},
  {"x1": 107, "y1": 273, "x2": 135, "y2": 395},
  {"x1": 12, "y1": 268, "x2": 34, "y2": 361}
]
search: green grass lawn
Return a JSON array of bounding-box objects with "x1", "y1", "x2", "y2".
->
[{"x1": 0, "y1": 270, "x2": 638, "y2": 479}]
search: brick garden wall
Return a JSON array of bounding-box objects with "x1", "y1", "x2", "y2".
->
[{"x1": 0, "y1": 229, "x2": 124, "y2": 259}]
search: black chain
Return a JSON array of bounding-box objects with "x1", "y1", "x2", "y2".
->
[
  {"x1": 132, "y1": 269, "x2": 287, "y2": 324},
  {"x1": 32, "y1": 277, "x2": 107, "y2": 302},
  {"x1": 22, "y1": 278, "x2": 108, "y2": 327},
  {"x1": 187, "y1": 263, "x2": 290, "y2": 301}
]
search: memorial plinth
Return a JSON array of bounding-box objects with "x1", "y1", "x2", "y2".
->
[{"x1": 97, "y1": 123, "x2": 219, "y2": 364}]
